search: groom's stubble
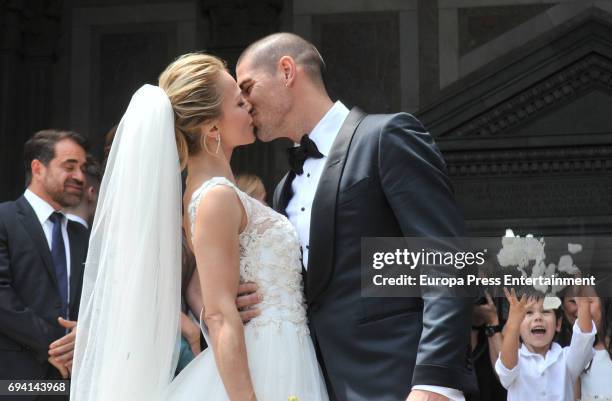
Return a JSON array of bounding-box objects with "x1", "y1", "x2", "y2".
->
[{"x1": 237, "y1": 58, "x2": 295, "y2": 143}]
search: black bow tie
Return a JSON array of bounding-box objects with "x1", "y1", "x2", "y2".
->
[{"x1": 287, "y1": 134, "x2": 324, "y2": 175}]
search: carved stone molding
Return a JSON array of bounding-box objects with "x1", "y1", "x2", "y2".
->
[
  {"x1": 455, "y1": 177, "x2": 612, "y2": 220},
  {"x1": 421, "y1": 11, "x2": 612, "y2": 142},
  {"x1": 445, "y1": 145, "x2": 612, "y2": 177},
  {"x1": 447, "y1": 54, "x2": 612, "y2": 139}
]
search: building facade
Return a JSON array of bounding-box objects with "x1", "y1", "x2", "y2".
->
[{"x1": 1, "y1": 0, "x2": 610, "y2": 235}]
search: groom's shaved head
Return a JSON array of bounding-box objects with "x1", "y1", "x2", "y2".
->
[{"x1": 237, "y1": 32, "x2": 326, "y2": 87}]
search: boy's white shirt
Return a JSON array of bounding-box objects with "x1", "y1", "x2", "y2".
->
[{"x1": 495, "y1": 320, "x2": 597, "y2": 401}]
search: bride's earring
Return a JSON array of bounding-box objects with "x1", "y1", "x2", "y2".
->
[{"x1": 215, "y1": 134, "x2": 221, "y2": 154}]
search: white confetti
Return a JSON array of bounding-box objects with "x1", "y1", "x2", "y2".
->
[
  {"x1": 543, "y1": 296, "x2": 561, "y2": 310},
  {"x1": 568, "y1": 243, "x2": 583, "y2": 254}
]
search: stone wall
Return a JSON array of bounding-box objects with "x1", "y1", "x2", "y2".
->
[{"x1": 2, "y1": 1, "x2": 611, "y2": 237}]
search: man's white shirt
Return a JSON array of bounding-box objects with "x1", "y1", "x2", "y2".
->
[
  {"x1": 24, "y1": 189, "x2": 71, "y2": 300},
  {"x1": 66, "y1": 213, "x2": 89, "y2": 230},
  {"x1": 285, "y1": 102, "x2": 464, "y2": 401},
  {"x1": 287, "y1": 101, "x2": 349, "y2": 270}
]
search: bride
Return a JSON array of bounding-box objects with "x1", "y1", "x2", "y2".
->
[{"x1": 70, "y1": 53, "x2": 329, "y2": 401}]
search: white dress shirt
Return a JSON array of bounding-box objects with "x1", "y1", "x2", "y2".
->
[
  {"x1": 24, "y1": 189, "x2": 71, "y2": 301},
  {"x1": 285, "y1": 102, "x2": 464, "y2": 401},
  {"x1": 495, "y1": 321, "x2": 597, "y2": 401},
  {"x1": 580, "y1": 348, "x2": 612, "y2": 399},
  {"x1": 66, "y1": 213, "x2": 89, "y2": 230},
  {"x1": 287, "y1": 100, "x2": 349, "y2": 270}
]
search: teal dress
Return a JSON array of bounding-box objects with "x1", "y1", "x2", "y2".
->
[{"x1": 175, "y1": 336, "x2": 195, "y2": 376}]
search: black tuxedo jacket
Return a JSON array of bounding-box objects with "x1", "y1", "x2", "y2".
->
[
  {"x1": 0, "y1": 196, "x2": 88, "y2": 381},
  {"x1": 274, "y1": 109, "x2": 476, "y2": 401}
]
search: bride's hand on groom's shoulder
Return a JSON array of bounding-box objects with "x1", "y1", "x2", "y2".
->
[{"x1": 236, "y1": 282, "x2": 262, "y2": 323}]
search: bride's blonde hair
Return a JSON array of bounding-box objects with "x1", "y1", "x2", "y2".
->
[{"x1": 159, "y1": 53, "x2": 227, "y2": 169}]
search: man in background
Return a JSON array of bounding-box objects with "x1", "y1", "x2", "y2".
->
[
  {"x1": 0, "y1": 130, "x2": 90, "y2": 400},
  {"x1": 65, "y1": 155, "x2": 102, "y2": 229}
]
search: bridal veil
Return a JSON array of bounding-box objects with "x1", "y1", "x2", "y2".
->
[{"x1": 71, "y1": 85, "x2": 182, "y2": 401}]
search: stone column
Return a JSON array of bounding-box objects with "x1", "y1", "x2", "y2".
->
[{"x1": 0, "y1": 0, "x2": 62, "y2": 201}]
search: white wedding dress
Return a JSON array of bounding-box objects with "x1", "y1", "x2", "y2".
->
[{"x1": 162, "y1": 177, "x2": 329, "y2": 401}]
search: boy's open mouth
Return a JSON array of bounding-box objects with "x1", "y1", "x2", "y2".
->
[{"x1": 531, "y1": 326, "x2": 546, "y2": 335}]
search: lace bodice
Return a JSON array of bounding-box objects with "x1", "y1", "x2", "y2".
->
[{"x1": 188, "y1": 177, "x2": 308, "y2": 333}]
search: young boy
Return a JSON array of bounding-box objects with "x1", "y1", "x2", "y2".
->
[{"x1": 495, "y1": 288, "x2": 596, "y2": 401}]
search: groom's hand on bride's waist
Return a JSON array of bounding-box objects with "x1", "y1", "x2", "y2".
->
[{"x1": 236, "y1": 282, "x2": 262, "y2": 323}]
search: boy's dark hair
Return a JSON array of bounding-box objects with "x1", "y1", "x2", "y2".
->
[{"x1": 518, "y1": 288, "x2": 563, "y2": 320}]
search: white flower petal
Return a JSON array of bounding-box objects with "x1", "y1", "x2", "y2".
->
[
  {"x1": 543, "y1": 296, "x2": 561, "y2": 310},
  {"x1": 558, "y1": 255, "x2": 574, "y2": 272},
  {"x1": 568, "y1": 243, "x2": 583, "y2": 254}
]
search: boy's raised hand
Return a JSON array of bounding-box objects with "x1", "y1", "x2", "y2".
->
[
  {"x1": 499, "y1": 287, "x2": 537, "y2": 371},
  {"x1": 504, "y1": 287, "x2": 534, "y2": 312},
  {"x1": 503, "y1": 288, "x2": 537, "y2": 323}
]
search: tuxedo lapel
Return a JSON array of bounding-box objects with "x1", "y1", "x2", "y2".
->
[
  {"x1": 307, "y1": 107, "x2": 366, "y2": 304},
  {"x1": 273, "y1": 171, "x2": 295, "y2": 217},
  {"x1": 15, "y1": 196, "x2": 58, "y2": 288}
]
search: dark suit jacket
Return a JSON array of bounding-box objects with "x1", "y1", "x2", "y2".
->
[
  {"x1": 0, "y1": 196, "x2": 88, "y2": 383},
  {"x1": 274, "y1": 109, "x2": 476, "y2": 401}
]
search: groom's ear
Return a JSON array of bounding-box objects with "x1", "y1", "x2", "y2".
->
[{"x1": 279, "y1": 56, "x2": 297, "y2": 87}]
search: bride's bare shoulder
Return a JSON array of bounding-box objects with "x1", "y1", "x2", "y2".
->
[{"x1": 192, "y1": 185, "x2": 244, "y2": 238}]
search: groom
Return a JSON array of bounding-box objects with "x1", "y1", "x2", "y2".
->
[{"x1": 236, "y1": 33, "x2": 475, "y2": 401}]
